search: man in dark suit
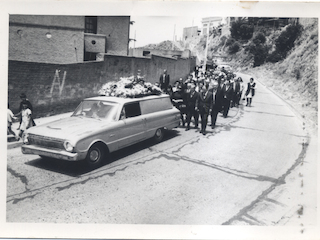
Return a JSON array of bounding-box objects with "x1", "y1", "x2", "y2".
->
[
  {"x1": 197, "y1": 86, "x2": 213, "y2": 135},
  {"x1": 159, "y1": 69, "x2": 170, "y2": 93},
  {"x1": 222, "y1": 80, "x2": 234, "y2": 118},
  {"x1": 185, "y1": 84, "x2": 199, "y2": 131},
  {"x1": 210, "y1": 81, "x2": 223, "y2": 129},
  {"x1": 232, "y1": 77, "x2": 241, "y2": 107}
]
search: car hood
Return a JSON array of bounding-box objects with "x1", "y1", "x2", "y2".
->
[{"x1": 26, "y1": 116, "x2": 112, "y2": 140}]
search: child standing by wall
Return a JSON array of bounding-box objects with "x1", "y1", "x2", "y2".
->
[{"x1": 16, "y1": 101, "x2": 33, "y2": 138}]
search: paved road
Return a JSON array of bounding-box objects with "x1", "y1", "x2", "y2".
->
[{"x1": 6, "y1": 73, "x2": 317, "y2": 237}]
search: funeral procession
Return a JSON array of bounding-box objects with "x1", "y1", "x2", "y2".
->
[{"x1": 5, "y1": 14, "x2": 318, "y2": 234}]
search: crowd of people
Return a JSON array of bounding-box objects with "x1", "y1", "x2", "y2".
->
[{"x1": 159, "y1": 66, "x2": 256, "y2": 135}]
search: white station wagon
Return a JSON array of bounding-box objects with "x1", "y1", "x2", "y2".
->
[{"x1": 21, "y1": 94, "x2": 180, "y2": 168}]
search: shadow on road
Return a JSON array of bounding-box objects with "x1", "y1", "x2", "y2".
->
[{"x1": 25, "y1": 129, "x2": 180, "y2": 176}]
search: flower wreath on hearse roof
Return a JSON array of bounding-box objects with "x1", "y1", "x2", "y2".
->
[{"x1": 98, "y1": 76, "x2": 163, "y2": 98}]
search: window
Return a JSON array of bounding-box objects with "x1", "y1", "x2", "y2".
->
[
  {"x1": 123, "y1": 102, "x2": 141, "y2": 118},
  {"x1": 84, "y1": 52, "x2": 96, "y2": 61},
  {"x1": 85, "y1": 16, "x2": 97, "y2": 34},
  {"x1": 143, "y1": 51, "x2": 151, "y2": 56}
]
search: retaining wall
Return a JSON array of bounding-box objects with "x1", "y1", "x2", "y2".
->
[{"x1": 8, "y1": 55, "x2": 196, "y2": 117}]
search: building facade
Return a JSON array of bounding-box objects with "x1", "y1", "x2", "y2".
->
[
  {"x1": 129, "y1": 48, "x2": 192, "y2": 59},
  {"x1": 9, "y1": 15, "x2": 130, "y2": 64},
  {"x1": 182, "y1": 26, "x2": 200, "y2": 41},
  {"x1": 201, "y1": 17, "x2": 223, "y2": 35}
]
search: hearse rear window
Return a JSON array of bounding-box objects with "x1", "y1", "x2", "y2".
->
[{"x1": 140, "y1": 97, "x2": 172, "y2": 115}]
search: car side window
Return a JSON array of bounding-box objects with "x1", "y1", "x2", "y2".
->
[
  {"x1": 119, "y1": 107, "x2": 126, "y2": 120},
  {"x1": 121, "y1": 102, "x2": 141, "y2": 119}
]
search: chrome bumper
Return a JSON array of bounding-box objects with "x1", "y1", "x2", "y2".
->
[{"x1": 21, "y1": 144, "x2": 87, "y2": 161}]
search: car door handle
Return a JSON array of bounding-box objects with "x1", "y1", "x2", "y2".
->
[{"x1": 110, "y1": 134, "x2": 115, "y2": 137}]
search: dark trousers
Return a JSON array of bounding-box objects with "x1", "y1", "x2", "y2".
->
[
  {"x1": 211, "y1": 109, "x2": 219, "y2": 127},
  {"x1": 200, "y1": 110, "x2": 209, "y2": 132},
  {"x1": 222, "y1": 98, "x2": 231, "y2": 117},
  {"x1": 233, "y1": 93, "x2": 240, "y2": 107},
  {"x1": 186, "y1": 108, "x2": 199, "y2": 127}
]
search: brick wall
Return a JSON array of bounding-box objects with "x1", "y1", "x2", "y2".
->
[{"x1": 8, "y1": 55, "x2": 195, "y2": 118}]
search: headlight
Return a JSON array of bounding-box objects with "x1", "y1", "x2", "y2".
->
[
  {"x1": 63, "y1": 141, "x2": 74, "y2": 152},
  {"x1": 22, "y1": 133, "x2": 29, "y2": 144}
]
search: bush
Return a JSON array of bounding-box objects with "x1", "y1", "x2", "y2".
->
[
  {"x1": 294, "y1": 68, "x2": 301, "y2": 80},
  {"x1": 248, "y1": 43, "x2": 269, "y2": 66},
  {"x1": 266, "y1": 51, "x2": 284, "y2": 63},
  {"x1": 253, "y1": 32, "x2": 266, "y2": 45},
  {"x1": 230, "y1": 20, "x2": 254, "y2": 40},
  {"x1": 226, "y1": 37, "x2": 236, "y2": 46},
  {"x1": 275, "y1": 24, "x2": 303, "y2": 56},
  {"x1": 228, "y1": 41, "x2": 241, "y2": 54},
  {"x1": 265, "y1": 23, "x2": 303, "y2": 63}
]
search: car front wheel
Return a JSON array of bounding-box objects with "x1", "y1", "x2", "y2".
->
[{"x1": 86, "y1": 143, "x2": 105, "y2": 168}]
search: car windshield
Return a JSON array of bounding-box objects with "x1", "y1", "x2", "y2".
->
[{"x1": 72, "y1": 100, "x2": 119, "y2": 121}]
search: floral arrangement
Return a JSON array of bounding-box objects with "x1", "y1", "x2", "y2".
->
[{"x1": 98, "y1": 76, "x2": 162, "y2": 98}]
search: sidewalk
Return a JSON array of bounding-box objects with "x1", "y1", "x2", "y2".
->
[{"x1": 7, "y1": 112, "x2": 73, "y2": 149}]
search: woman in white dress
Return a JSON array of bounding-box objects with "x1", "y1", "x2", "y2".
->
[
  {"x1": 17, "y1": 102, "x2": 32, "y2": 137},
  {"x1": 245, "y1": 77, "x2": 256, "y2": 107}
]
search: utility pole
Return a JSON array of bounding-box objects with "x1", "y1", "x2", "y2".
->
[
  {"x1": 204, "y1": 20, "x2": 211, "y2": 73},
  {"x1": 172, "y1": 24, "x2": 176, "y2": 50}
]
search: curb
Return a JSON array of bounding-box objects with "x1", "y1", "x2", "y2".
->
[{"x1": 7, "y1": 141, "x2": 23, "y2": 150}]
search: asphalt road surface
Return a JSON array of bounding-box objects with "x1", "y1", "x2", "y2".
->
[{"x1": 6, "y1": 73, "x2": 317, "y2": 231}]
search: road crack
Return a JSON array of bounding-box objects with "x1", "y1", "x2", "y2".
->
[
  {"x1": 56, "y1": 166, "x2": 128, "y2": 191},
  {"x1": 7, "y1": 167, "x2": 30, "y2": 192},
  {"x1": 164, "y1": 152, "x2": 284, "y2": 184}
]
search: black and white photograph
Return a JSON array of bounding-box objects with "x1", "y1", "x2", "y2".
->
[{"x1": 1, "y1": 1, "x2": 319, "y2": 239}]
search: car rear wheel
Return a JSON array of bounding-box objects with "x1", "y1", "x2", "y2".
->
[
  {"x1": 86, "y1": 143, "x2": 105, "y2": 168},
  {"x1": 153, "y1": 128, "x2": 164, "y2": 143}
]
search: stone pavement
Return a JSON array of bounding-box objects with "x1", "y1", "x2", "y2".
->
[{"x1": 7, "y1": 112, "x2": 73, "y2": 149}]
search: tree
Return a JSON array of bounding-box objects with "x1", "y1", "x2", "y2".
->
[{"x1": 230, "y1": 19, "x2": 254, "y2": 40}]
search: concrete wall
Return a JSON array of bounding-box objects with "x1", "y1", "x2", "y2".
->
[
  {"x1": 8, "y1": 55, "x2": 195, "y2": 118},
  {"x1": 129, "y1": 48, "x2": 191, "y2": 58}
]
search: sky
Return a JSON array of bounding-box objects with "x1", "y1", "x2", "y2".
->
[{"x1": 129, "y1": 16, "x2": 203, "y2": 48}]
